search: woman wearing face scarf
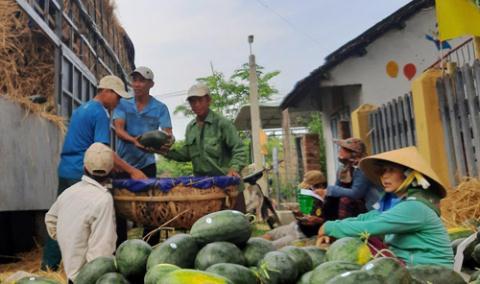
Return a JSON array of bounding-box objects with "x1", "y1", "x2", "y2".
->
[{"x1": 315, "y1": 138, "x2": 380, "y2": 221}]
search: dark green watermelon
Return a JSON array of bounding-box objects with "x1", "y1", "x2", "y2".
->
[
  {"x1": 326, "y1": 270, "x2": 385, "y2": 284},
  {"x1": 16, "y1": 277, "x2": 60, "y2": 284},
  {"x1": 257, "y1": 251, "x2": 298, "y2": 284},
  {"x1": 75, "y1": 256, "x2": 117, "y2": 284},
  {"x1": 147, "y1": 233, "x2": 199, "y2": 269},
  {"x1": 472, "y1": 243, "x2": 480, "y2": 264},
  {"x1": 195, "y1": 241, "x2": 246, "y2": 270},
  {"x1": 407, "y1": 265, "x2": 467, "y2": 284},
  {"x1": 471, "y1": 270, "x2": 480, "y2": 282},
  {"x1": 137, "y1": 130, "x2": 169, "y2": 150},
  {"x1": 279, "y1": 245, "x2": 313, "y2": 275},
  {"x1": 301, "y1": 246, "x2": 326, "y2": 268},
  {"x1": 243, "y1": 237, "x2": 276, "y2": 267},
  {"x1": 297, "y1": 271, "x2": 312, "y2": 284},
  {"x1": 115, "y1": 239, "x2": 152, "y2": 282},
  {"x1": 190, "y1": 210, "x2": 252, "y2": 246},
  {"x1": 95, "y1": 272, "x2": 129, "y2": 284},
  {"x1": 144, "y1": 263, "x2": 180, "y2": 284},
  {"x1": 326, "y1": 237, "x2": 372, "y2": 265},
  {"x1": 206, "y1": 263, "x2": 258, "y2": 284},
  {"x1": 362, "y1": 257, "x2": 411, "y2": 284},
  {"x1": 309, "y1": 260, "x2": 360, "y2": 284}
]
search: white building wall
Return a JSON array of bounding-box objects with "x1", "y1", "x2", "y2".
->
[{"x1": 319, "y1": 6, "x2": 467, "y2": 183}]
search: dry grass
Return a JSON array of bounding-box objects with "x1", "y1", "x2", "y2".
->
[
  {"x1": 0, "y1": 247, "x2": 67, "y2": 284},
  {"x1": 0, "y1": 0, "x2": 64, "y2": 129},
  {"x1": 441, "y1": 177, "x2": 480, "y2": 229}
]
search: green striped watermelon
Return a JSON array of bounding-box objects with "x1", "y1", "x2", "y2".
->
[
  {"x1": 195, "y1": 241, "x2": 246, "y2": 270},
  {"x1": 362, "y1": 257, "x2": 411, "y2": 284},
  {"x1": 326, "y1": 237, "x2": 372, "y2": 265}
]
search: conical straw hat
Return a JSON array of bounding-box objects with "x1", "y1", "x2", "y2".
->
[{"x1": 359, "y1": 146, "x2": 447, "y2": 198}]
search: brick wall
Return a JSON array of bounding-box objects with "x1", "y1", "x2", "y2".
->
[{"x1": 301, "y1": 134, "x2": 322, "y2": 173}]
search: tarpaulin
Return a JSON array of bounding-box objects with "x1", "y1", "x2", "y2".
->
[{"x1": 112, "y1": 176, "x2": 240, "y2": 193}]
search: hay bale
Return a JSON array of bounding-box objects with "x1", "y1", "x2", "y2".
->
[
  {"x1": 0, "y1": 247, "x2": 67, "y2": 283},
  {"x1": 441, "y1": 178, "x2": 480, "y2": 229}
]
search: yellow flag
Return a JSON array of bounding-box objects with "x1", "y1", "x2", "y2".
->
[
  {"x1": 436, "y1": 0, "x2": 480, "y2": 40},
  {"x1": 259, "y1": 129, "x2": 268, "y2": 155}
]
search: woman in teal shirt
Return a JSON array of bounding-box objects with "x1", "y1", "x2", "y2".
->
[{"x1": 317, "y1": 146, "x2": 454, "y2": 267}]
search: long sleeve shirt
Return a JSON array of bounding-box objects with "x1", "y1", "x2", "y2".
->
[
  {"x1": 327, "y1": 167, "x2": 380, "y2": 210},
  {"x1": 45, "y1": 175, "x2": 117, "y2": 281},
  {"x1": 324, "y1": 197, "x2": 454, "y2": 267},
  {"x1": 166, "y1": 110, "x2": 246, "y2": 176}
]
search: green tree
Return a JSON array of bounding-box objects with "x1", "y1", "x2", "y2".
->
[
  {"x1": 174, "y1": 63, "x2": 280, "y2": 119},
  {"x1": 156, "y1": 141, "x2": 193, "y2": 177}
]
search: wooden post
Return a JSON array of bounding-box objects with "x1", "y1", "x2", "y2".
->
[{"x1": 473, "y1": 36, "x2": 480, "y2": 60}]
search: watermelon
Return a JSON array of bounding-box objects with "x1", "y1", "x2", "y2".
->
[
  {"x1": 448, "y1": 227, "x2": 475, "y2": 241},
  {"x1": 147, "y1": 233, "x2": 199, "y2": 269},
  {"x1": 195, "y1": 241, "x2": 246, "y2": 270},
  {"x1": 257, "y1": 251, "x2": 298, "y2": 284},
  {"x1": 16, "y1": 277, "x2": 60, "y2": 284},
  {"x1": 326, "y1": 270, "x2": 385, "y2": 284},
  {"x1": 95, "y1": 272, "x2": 129, "y2": 284},
  {"x1": 297, "y1": 271, "x2": 312, "y2": 284},
  {"x1": 115, "y1": 239, "x2": 152, "y2": 281},
  {"x1": 75, "y1": 256, "x2": 117, "y2": 284},
  {"x1": 158, "y1": 269, "x2": 233, "y2": 284},
  {"x1": 190, "y1": 210, "x2": 252, "y2": 245},
  {"x1": 138, "y1": 130, "x2": 170, "y2": 150},
  {"x1": 308, "y1": 260, "x2": 360, "y2": 284},
  {"x1": 407, "y1": 265, "x2": 467, "y2": 284},
  {"x1": 206, "y1": 263, "x2": 258, "y2": 284},
  {"x1": 144, "y1": 263, "x2": 180, "y2": 284},
  {"x1": 470, "y1": 270, "x2": 480, "y2": 281},
  {"x1": 279, "y1": 245, "x2": 313, "y2": 275},
  {"x1": 326, "y1": 237, "x2": 372, "y2": 265},
  {"x1": 362, "y1": 257, "x2": 411, "y2": 284},
  {"x1": 472, "y1": 243, "x2": 480, "y2": 264},
  {"x1": 243, "y1": 237, "x2": 276, "y2": 266},
  {"x1": 301, "y1": 246, "x2": 326, "y2": 268}
]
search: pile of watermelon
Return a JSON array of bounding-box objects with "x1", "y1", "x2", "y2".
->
[{"x1": 23, "y1": 210, "x2": 472, "y2": 283}]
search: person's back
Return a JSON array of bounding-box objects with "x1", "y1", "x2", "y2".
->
[
  {"x1": 45, "y1": 143, "x2": 117, "y2": 281},
  {"x1": 46, "y1": 177, "x2": 116, "y2": 279},
  {"x1": 58, "y1": 100, "x2": 110, "y2": 180}
]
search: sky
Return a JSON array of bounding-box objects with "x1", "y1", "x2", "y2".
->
[{"x1": 114, "y1": 0, "x2": 411, "y2": 139}]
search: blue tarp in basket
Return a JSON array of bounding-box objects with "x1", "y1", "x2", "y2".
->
[{"x1": 112, "y1": 176, "x2": 240, "y2": 193}]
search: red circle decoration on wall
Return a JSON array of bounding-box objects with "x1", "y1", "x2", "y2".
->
[{"x1": 403, "y1": 63, "x2": 417, "y2": 80}]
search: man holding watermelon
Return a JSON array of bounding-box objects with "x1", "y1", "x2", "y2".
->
[
  {"x1": 162, "y1": 83, "x2": 247, "y2": 211},
  {"x1": 41, "y1": 75, "x2": 147, "y2": 271},
  {"x1": 113, "y1": 66, "x2": 173, "y2": 178}
]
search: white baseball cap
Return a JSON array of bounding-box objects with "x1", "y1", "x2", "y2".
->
[
  {"x1": 97, "y1": 75, "x2": 132, "y2": 98},
  {"x1": 131, "y1": 66, "x2": 154, "y2": 81},
  {"x1": 84, "y1": 143, "x2": 114, "y2": 177},
  {"x1": 186, "y1": 83, "x2": 210, "y2": 100}
]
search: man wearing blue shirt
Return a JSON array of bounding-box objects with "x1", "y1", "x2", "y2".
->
[
  {"x1": 113, "y1": 66, "x2": 172, "y2": 178},
  {"x1": 41, "y1": 75, "x2": 147, "y2": 271}
]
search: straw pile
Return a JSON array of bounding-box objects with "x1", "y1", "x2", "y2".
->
[
  {"x1": 0, "y1": 0, "x2": 63, "y2": 127},
  {"x1": 441, "y1": 177, "x2": 480, "y2": 229},
  {"x1": 0, "y1": 247, "x2": 67, "y2": 283},
  {"x1": 0, "y1": 0, "x2": 134, "y2": 130}
]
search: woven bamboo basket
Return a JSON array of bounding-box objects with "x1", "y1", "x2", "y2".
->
[{"x1": 112, "y1": 184, "x2": 238, "y2": 229}]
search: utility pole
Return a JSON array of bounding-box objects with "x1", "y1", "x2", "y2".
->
[{"x1": 248, "y1": 35, "x2": 268, "y2": 196}]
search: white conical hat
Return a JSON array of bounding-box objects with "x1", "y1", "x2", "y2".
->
[{"x1": 359, "y1": 146, "x2": 447, "y2": 198}]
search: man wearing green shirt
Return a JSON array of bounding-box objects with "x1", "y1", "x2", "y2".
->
[{"x1": 163, "y1": 83, "x2": 246, "y2": 210}]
